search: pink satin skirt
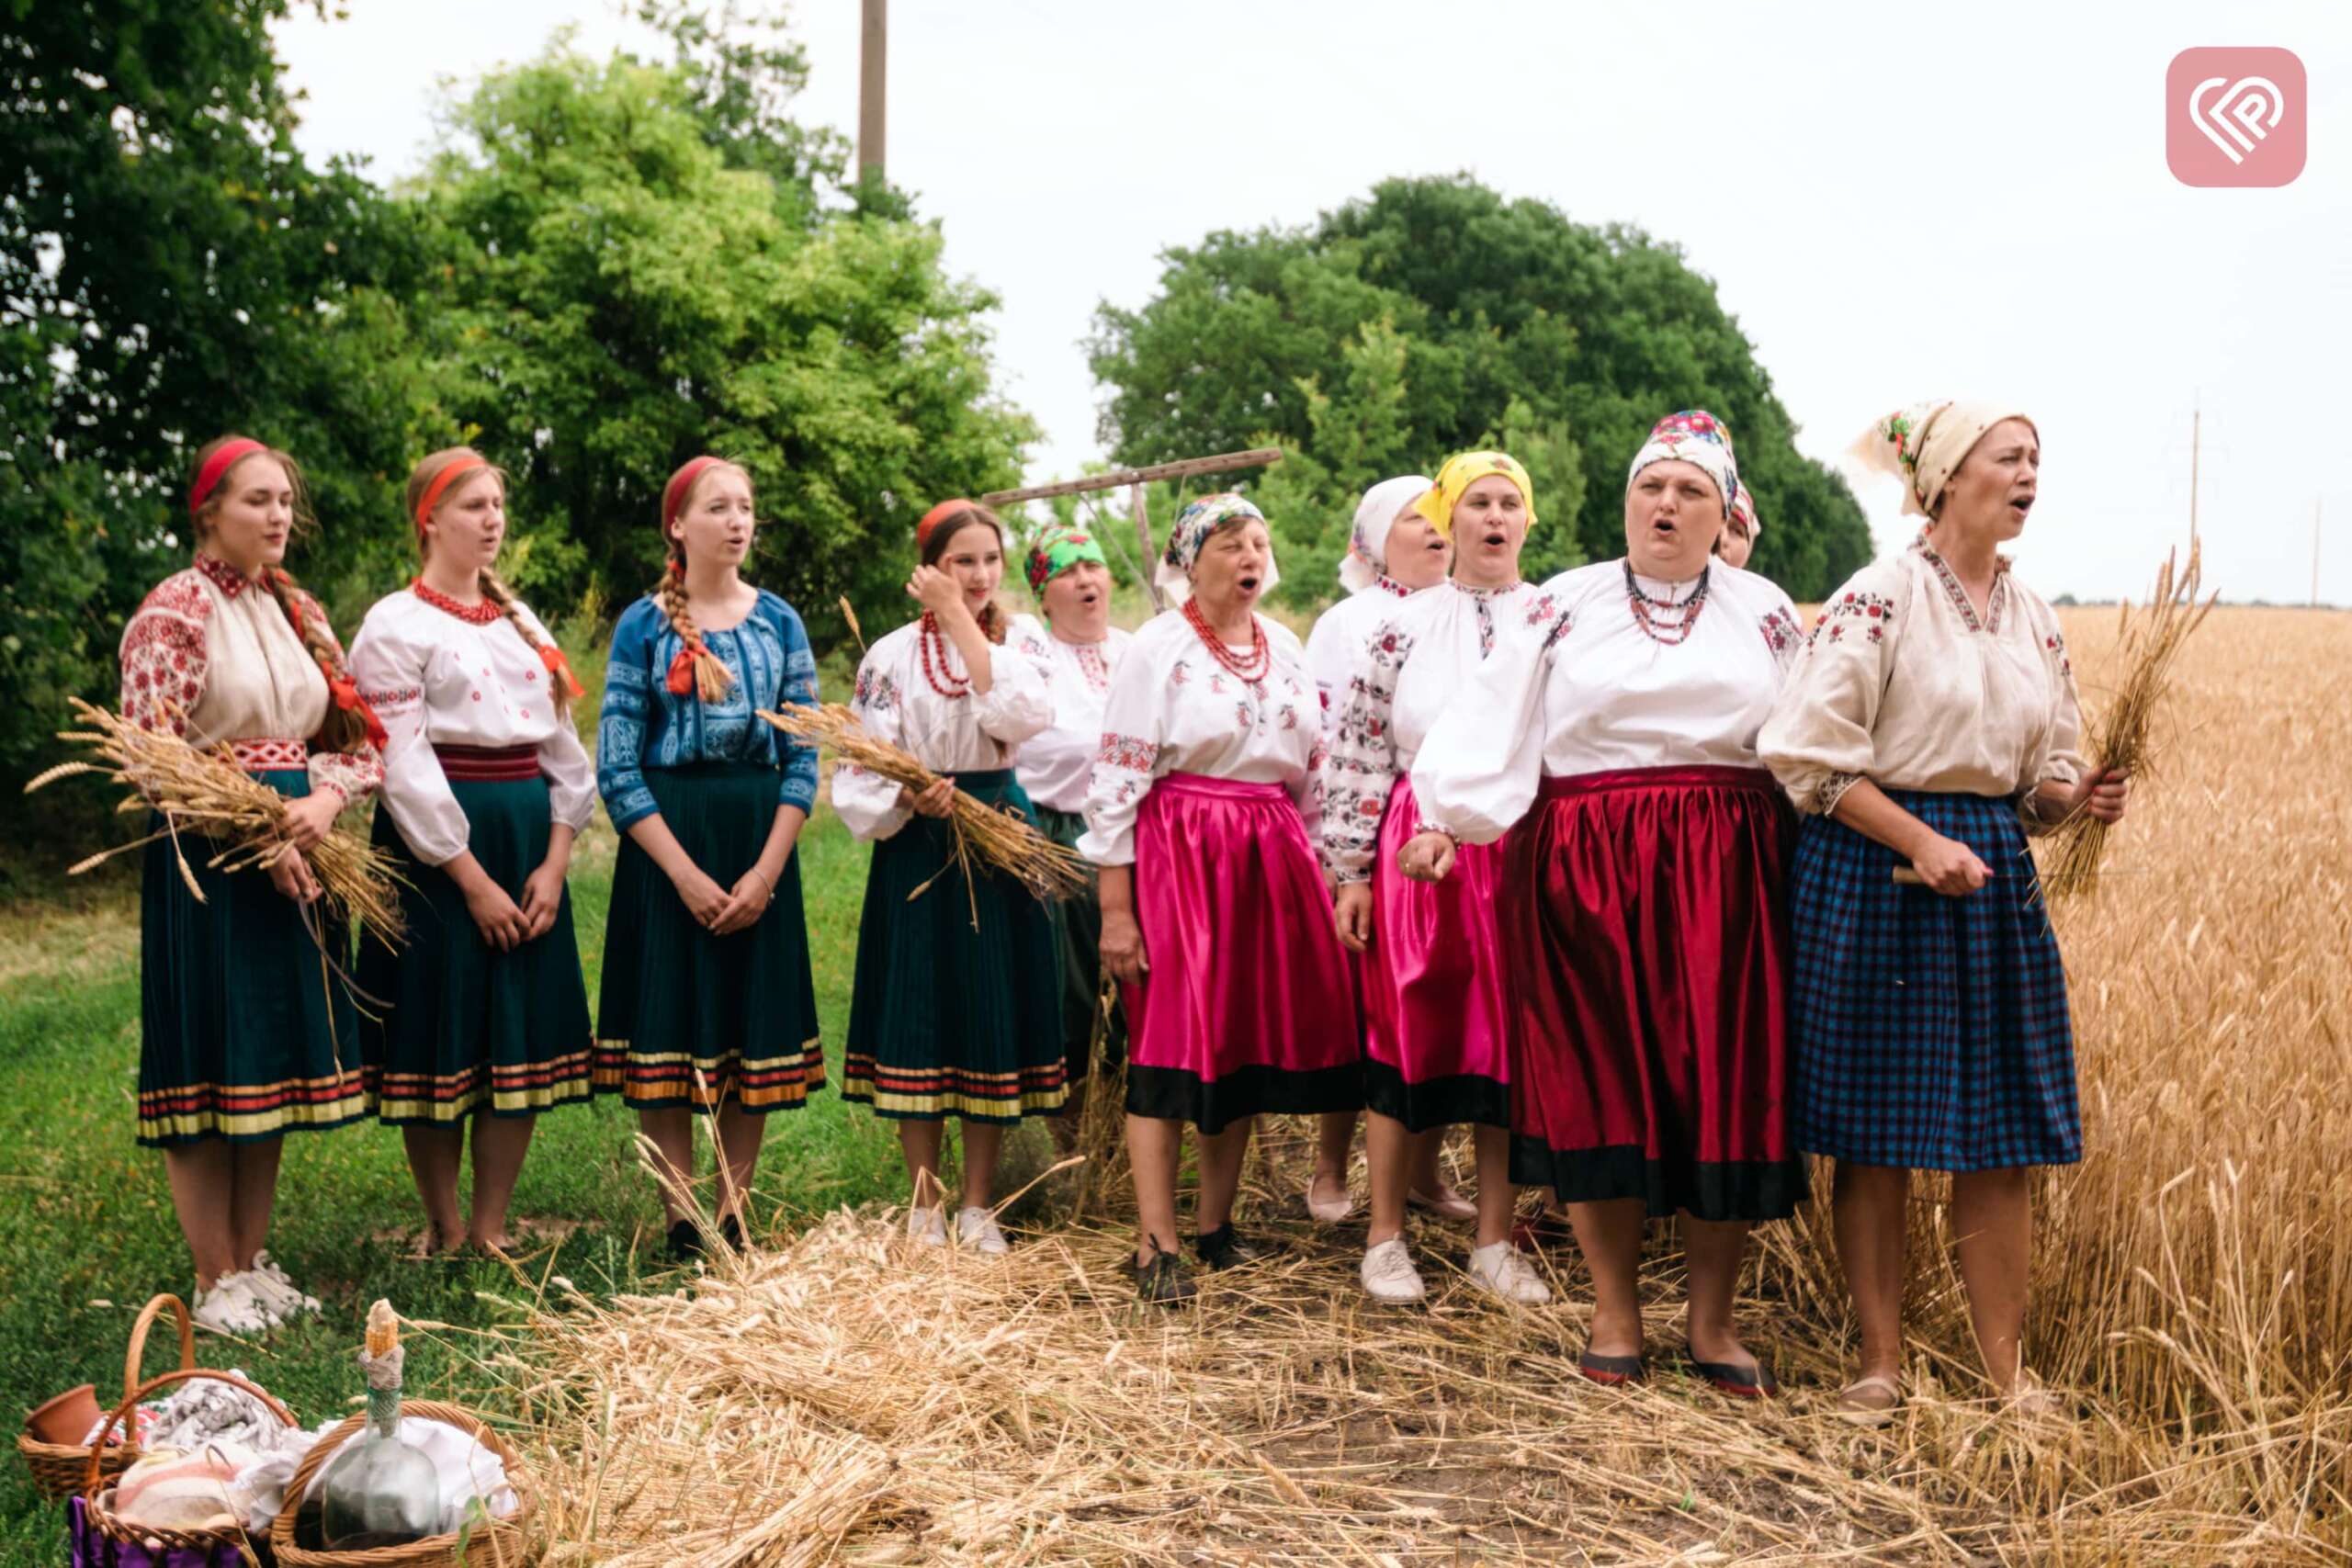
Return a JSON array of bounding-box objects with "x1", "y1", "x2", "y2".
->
[
  {"x1": 1123, "y1": 773, "x2": 1362, "y2": 1133},
  {"x1": 1358, "y1": 778, "x2": 1511, "y2": 1130}
]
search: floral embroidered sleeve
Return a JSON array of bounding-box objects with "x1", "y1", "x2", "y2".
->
[
  {"x1": 1076, "y1": 646, "x2": 1168, "y2": 868},
  {"x1": 1757, "y1": 564, "x2": 1906, "y2": 816},
  {"x1": 2018, "y1": 599, "x2": 2086, "y2": 834},
  {"x1": 118, "y1": 576, "x2": 211, "y2": 741},
  {"x1": 973, "y1": 637, "x2": 1054, "y2": 748},
  {"x1": 1318, "y1": 620, "x2": 1413, "y2": 884},
  {"x1": 597, "y1": 604, "x2": 660, "y2": 831},
  {"x1": 350, "y1": 609, "x2": 470, "y2": 867},
  {"x1": 1409, "y1": 589, "x2": 1566, "y2": 845},
  {"x1": 831, "y1": 642, "x2": 914, "y2": 842},
  {"x1": 773, "y1": 602, "x2": 820, "y2": 818}
]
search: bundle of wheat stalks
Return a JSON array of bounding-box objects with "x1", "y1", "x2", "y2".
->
[
  {"x1": 2041, "y1": 538, "x2": 2215, "y2": 900},
  {"x1": 761, "y1": 702, "x2": 1090, "y2": 908},
  {"x1": 25, "y1": 696, "x2": 405, "y2": 940}
]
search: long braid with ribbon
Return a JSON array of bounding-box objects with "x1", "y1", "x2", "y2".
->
[{"x1": 656, "y1": 457, "x2": 740, "y2": 702}]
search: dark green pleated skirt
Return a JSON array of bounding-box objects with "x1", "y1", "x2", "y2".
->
[
  {"x1": 595, "y1": 762, "x2": 825, "y2": 1111},
  {"x1": 136, "y1": 769, "x2": 371, "y2": 1146},
  {"x1": 356, "y1": 773, "x2": 595, "y2": 1123},
  {"x1": 844, "y1": 769, "x2": 1068, "y2": 1122},
  {"x1": 1033, "y1": 805, "x2": 1125, "y2": 1084}
]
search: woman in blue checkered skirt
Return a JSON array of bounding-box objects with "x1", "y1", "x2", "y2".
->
[{"x1": 1759, "y1": 402, "x2": 2131, "y2": 1420}]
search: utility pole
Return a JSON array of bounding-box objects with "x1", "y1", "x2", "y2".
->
[{"x1": 858, "y1": 0, "x2": 887, "y2": 181}]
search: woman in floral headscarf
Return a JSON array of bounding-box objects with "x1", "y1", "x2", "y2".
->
[
  {"x1": 1716, "y1": 482, "x2": 1760, "y2": 570},
  {"x1": 1008, "y1": 525, "x2": 1136, "y2": 1149},
  {"x1": 1406, "y1": 412, "x2": 1808, "y2": 1396},
  {"x1": 1081, "y1": 494, "x2": 1359, "y2": 1303},
  {"x1": 1759, "y1": 402, "x2": 2128, "y2": 1420}
]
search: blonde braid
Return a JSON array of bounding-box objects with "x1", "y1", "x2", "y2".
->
[
  {"x1": 656, "y1": 553, "x2": 734, "y2": 703},
  {"x1": 479, "y1": 568, "x2": 576, "y2": 721}
]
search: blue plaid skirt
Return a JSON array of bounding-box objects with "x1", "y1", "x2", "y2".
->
[{"x1": 1788, "y1": 790, "x2": 2080, "y2": 1171}]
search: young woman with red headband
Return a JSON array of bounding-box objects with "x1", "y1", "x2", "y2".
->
[
  {"x1": 349, "y1": 446, "x2": 598, "y2": 1255},
  {"x1": 119, "y1": 434, "x2": 386, "y2": 1334},
  {"x1": 594, "y1": 457, "x2": 824, "y2": 1261},
  {"x1": 833, "y1": 499, "x2": 1063, "y2": 1256}
]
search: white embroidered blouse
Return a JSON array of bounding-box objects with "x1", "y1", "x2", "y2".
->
[
  {"x1": 1412, "y1": 559, "x2": 1804, "y2": 845},
  {"x1": 1301, "y1": 577, "x2": 1428, "y2": 733},
  {"x1": 1078, "y1": 609, "x2": 1324, "y2": 867},
  {"x1": 347, "y1": 587, "x2": 598, "y2": 867},
  {"x1": 831, "y1": 615, "x2": 1055, "y2": 842},
  {"x1": 1758, "y1": 534, "x2": 2084, "y2": 819},
  {"x1": 1320, "y1": 580, "x2": 1535, "y2": 883},
  {"x1": 118, "y1": 553, "x2": 383, "y2": 803},
  {"x1": 1010, "y1": 616, "x2": 1136, "y2": 816}
]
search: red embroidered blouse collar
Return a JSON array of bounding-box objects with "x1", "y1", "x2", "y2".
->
[
  {"x1": 411, "y1": 577, "x2": 503, "y2": 626},
  {"x1": 193, "y1": 552, "x2": 259, "y2": 598},
  {"x1": 1373, "y1": 574, "x2": 1414, "y2": 598}
]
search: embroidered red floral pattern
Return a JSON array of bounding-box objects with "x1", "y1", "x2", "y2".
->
[{"x1": 1096, "y1": 732, "x2": 1159, "y2": 773}]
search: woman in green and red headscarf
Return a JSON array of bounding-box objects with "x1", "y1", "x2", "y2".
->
[{"x1": 1008, "y1": 524, "x2": 1137, "y2": 1149}]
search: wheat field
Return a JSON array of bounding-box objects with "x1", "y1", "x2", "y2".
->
[{"x1": 501, "y1": 604, "x2": 2352, "y2": 1565}]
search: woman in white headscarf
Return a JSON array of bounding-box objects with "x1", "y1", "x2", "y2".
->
[{"x1": 1759, "y1": 400, "x2": 2129, "y2": 1419}]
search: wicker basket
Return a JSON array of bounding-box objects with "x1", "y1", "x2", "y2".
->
[
  {"x1": 78, "y1": 1367, "x2": 297, "y2": 1560},
  {"x1": 268, "y1": 1399, "x2": 535, "y2": 1568},
  {"x1": 17, "y1": 1292, "x2": 195, "y2": 1500}
]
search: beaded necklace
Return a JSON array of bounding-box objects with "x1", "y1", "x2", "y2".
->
[
  {"x1": 1182, "y1": 596, "x2": 1271, "y2": 683},
  {"x1": 1623, "y1": 560, "x2": 1710, "y2": 646},
  {"x1": 412, "y1": 577, "x2": 502, "y2": 626},
  {"x1": 917, "y1": 611, "x2": 972, "y2": 699}
]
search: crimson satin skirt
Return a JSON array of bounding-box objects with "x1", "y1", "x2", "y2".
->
[
  {"x1": 1123, "y1": 773, "x2": 1362, "y2": 1134},
  {"x1": 1500, "y1": 765, "x2": 1805, "y2": 1221},
  {"x1": 1360, "y1": 777, "x2": 1511, "y2": 1129}
]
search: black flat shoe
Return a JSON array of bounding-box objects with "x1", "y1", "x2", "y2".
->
[
  {"x1": 1577, "y1": 1349, "x2": 1646, "y2": 1386},
  {"x1": 1686, "y1": 1351, "x2": 1778, "y2": 1399},
  {"x1": 1192, "y1": 1223, "x2": 1270, "y2": 1271},
  {"x1": 1134, "y1": 1248, "x2": 1196, "y2": 1306},
  {"x1": 666, "y1": 1218, "x2": 703, "y2": 1262},
  {"x1": 718, "y1": 1213, "x2": 747, "y2": 1252}
]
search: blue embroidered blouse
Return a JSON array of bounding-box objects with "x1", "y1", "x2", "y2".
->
[{"x1": 597, "y1": 591, "x2": 820, "y2": 831}]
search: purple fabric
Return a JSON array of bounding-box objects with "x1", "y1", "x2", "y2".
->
[{"x1": 68, "y1": 1496, "x2": 254, "y2": 1568}]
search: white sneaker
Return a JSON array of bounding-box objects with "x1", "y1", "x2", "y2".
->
[
  {"x1": 192, "y1": 1272, "x2": 273, "y2": 1336},
  {"x1": 1466, "y1": 1241, "x2": 1552, "y2": 1304},
  {"x1": 243, "y1": 1251, "x2": 321, "y2": 1320},
  {"x1": 1360, "y1": 1236, "x2": 1427, "y2": 1303},
  {"x1": 906, "y1": 1205, "x2": 947, "y2": 1247},
  {"x1": 956, "y1": 1207, "x2": 1011, "y2": 1257}
]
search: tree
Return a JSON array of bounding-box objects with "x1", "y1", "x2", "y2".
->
[
  {"x1": 0, "y1": 0, "x2": 447, "y2": 775},
  {"x1": 1089, "y1": 175, "x2": 1871, "y2": 604},
  {"x1": 414, "y1": 37, "x2": 1035, "y2": 648}
]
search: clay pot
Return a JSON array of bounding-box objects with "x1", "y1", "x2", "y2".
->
[{"x1": 24, "y1": 1383, "x2": 103, "y2": 1446}]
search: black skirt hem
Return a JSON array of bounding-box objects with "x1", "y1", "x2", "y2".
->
[
  {"x1": 1509, "y1": 1137, "x2": 1809, "y2": 1222},
  {"x1": 1125, "y1": 1063, "x2": 1363, "y2": 1136},
  {"x1": 1362, "y1": 1062, "x2": 1510, "y2": 1133}
]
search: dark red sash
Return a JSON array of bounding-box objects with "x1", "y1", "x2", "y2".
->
[{"x1": 433, "y1": 742, "x2": 542, "y2": 783}]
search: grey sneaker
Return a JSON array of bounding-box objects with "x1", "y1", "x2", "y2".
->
[
  {"x1": 192, "y1": 1272, "x2": 273, "y2": 1336},
  {"x1": 244, "y1": 1250, "x2": 321, "y2": 1320}
]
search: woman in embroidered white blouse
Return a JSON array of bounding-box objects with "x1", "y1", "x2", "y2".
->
[
  {"x1": 350, "y1": 448, "x2": 600, "y2": 1255},
  {"x1": 1758, "y1": 404, "x2": 2130, "y2": 1420}
]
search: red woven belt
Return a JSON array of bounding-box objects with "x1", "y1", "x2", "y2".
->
[
  {"x1": 230, "y1": 737, "x2": 310, "y2": 773},
  {"x1": 433, "y1": 742, "x2": 542, "y2": 783}
]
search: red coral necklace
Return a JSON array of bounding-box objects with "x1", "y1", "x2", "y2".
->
[
  {"x1": 918, "y1": 612, "x2": 972, "y2": 700},
  {"x1": 1182, "y1": 596, "x2": 1271, "y2": 683}
]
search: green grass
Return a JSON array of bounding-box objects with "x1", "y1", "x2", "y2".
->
[{"x1": 0, "y1": 801, "x2": 1057, "y2": 1564}]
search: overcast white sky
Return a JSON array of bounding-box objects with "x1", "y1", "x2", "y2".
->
[{"x1": 277, "y1": 1, "x2": 2352, "y2": 603}]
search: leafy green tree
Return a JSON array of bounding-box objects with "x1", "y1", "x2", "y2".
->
[
  {"x1": 415, "y1": 36, "x2": 1035, "y2": 649},
  {"x1": 0, "y1": 0, "x2": 447, "y2": 776},
  {"x1": 1090, "y1": 175, "x2": 1871, "y2": 603}
]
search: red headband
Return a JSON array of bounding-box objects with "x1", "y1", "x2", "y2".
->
[
  {"x1": 916, "y1": 498, "x2": 980, "y2": 553},
  {"x1": 413, "y1": 457, "x2": 489, "y2": 539},
  {"x1": 662, "y1": 457, "x2": 726, "y2": 531},
  {"x1": 187, "y1": 438, "x2": 268, "y2": 519}
]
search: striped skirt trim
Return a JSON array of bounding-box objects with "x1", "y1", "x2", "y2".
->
[
  {"x1": 593, "y1": 1041, "x2": 827, "y2": 1111},
  {"x1": 370, "y1": 1048, "x2": 598, "y2": 1123},
  {"x1": 841, "y1": 1053, "x2": 1069, "y2": 1122},
  {"x1": 136, "y1": 1069, "x2": 372, "y2": 1145}
]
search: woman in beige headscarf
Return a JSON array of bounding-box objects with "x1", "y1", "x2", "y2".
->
[{"x1": 1758, "y1": 401, "x2": 2130, "y2": 1420}]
